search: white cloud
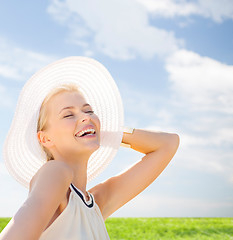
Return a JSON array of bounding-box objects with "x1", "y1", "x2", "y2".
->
[
  {"x1": 136, "y1": 0, "x2": 233, "y2": 23},
  {"x1": 198, "y1": 0, "x2": 233, "y2": 22},
  {"x1": 0, "y1": 37, "x2": 57, "y2": 81},
  {"x1": 163, "y1": 49, "x2": 233, "y2": 184},
  {"x1": 111, "y1": 193, "x2": 233, "y2": 217},
  {"x1": 136, "y1": 0, "x2": 199, "y2": 18},
  {"x1": 166, "y1": 49, "x2": 233, "y2": 114},
  {"x1": 47, "y1": 0, "x2": 181, "y2": 60}
]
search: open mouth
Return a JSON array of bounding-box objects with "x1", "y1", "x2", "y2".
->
[{"x1": 75, "y1": 128, "x2": 96, "y2": 138}]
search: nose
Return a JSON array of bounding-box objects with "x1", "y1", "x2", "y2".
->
[
  {"x1": 80, "y1": 112, "x2": 92, "y2": 123},
  {"x1": 82, "y1": 117, "x2": 89, "y2": 123}
]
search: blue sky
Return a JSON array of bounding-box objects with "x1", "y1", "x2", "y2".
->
[{"x1": 0, "y1": 0, "x2": 233, "y2": 218}]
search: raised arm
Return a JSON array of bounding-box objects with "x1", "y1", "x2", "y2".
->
[
  {"x1": 90, "y1": 128, "x2": 180, "y2": 221},
  {"x1": 0, "y1": 161, "x2": 73, "y2": 240}
]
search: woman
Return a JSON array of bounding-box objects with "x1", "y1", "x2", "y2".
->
[{"x1": 0, "y1": 56, "x2": 179, "y2": 239}]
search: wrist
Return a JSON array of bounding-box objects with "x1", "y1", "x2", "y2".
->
[{"x1": 120, "y1": 127, "x2": 135, "y2": 148}]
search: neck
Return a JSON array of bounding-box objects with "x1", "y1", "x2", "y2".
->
[
  {"x1": 70, "y1": 162, "x2": 88, "y2": 194},
  {"x1": 53, "y1": 152, "x2": 91, "y2": 194}
]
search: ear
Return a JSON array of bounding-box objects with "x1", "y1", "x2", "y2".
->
[{"x1": 37, "y1": 130, "x2": 54, "y2": 148}]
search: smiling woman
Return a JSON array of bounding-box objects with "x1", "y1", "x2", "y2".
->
[
  {"x1": 0, "y1": 56, "x2": 179, "y2": 240},
  {"x1": 37, "y1": 89, "x2": 101, "y2": 166},
  {"x1": 37, "y1": 84, "x2": 91, "y2": 161}
]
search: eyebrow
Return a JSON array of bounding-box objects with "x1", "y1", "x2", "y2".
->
[{"x1": 59, "y1": 104, "x2": 91, "y2": 114}]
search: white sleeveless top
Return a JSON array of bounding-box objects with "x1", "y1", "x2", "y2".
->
[{"x1": 39, "y1": 183, "x2": 110, "y2": 240}]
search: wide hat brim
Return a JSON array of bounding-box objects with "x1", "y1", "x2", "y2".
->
[{"x1": 3, "y1": 56, "x2": 124, "y2": 188}]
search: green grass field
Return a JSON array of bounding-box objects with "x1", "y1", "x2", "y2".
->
[{"x1": 1, "y1": 217, "x2": 232, "y2": 239}]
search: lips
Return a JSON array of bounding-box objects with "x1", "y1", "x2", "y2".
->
[{"x1": 75, "y1": 125, "x2": 96, "y2": 137}]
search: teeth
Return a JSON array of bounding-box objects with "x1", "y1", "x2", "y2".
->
[{"x1": 76, "y1": 128, "x2": 95, "y2": 137}]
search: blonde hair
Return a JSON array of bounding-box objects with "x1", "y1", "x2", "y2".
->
[{"x1": 37, "y1": 83, "x2": 81, "y2": 161}]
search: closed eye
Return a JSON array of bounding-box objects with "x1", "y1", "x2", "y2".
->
[
  {"x1": 64, "y1": 114, "x2": 73, "y2": 118},
  {"x1": 63, "y1": 111, "x2": 94, "y2": 118},
  {"x1": 87, "y1": 110, "x2": 94, "y2": 114}
]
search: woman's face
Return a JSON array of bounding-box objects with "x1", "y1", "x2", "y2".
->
[{"x1": 40, "y1": 91, "x2": 101, "y2": 160}]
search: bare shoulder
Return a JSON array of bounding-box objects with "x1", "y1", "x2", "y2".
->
[
  {"x1": 29, "y1": 160, "x2": 73, "y2": 193},
  {"x1": 0, "y1": 161, "x2": 74, "y2": 239},
  {"x1": 27, "y1": 160, "x2": 74, "y2": 236}
]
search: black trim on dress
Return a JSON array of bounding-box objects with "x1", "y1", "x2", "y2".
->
[{"x1": 71, "y1": 183, "x2": 94, "y2": 208}]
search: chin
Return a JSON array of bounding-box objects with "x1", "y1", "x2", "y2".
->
[
  {"x1": 91, "y1": 143, "x2": 101, "y2": 152},
  {"x1": 84, "y1": 142, "x2": 100, "y2": 153}
]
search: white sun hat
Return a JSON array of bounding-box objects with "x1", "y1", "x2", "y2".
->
[{"x1": 3, "y1": 56, "x2": 124, "y2": 188}]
